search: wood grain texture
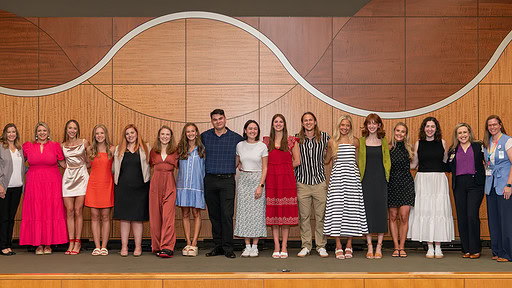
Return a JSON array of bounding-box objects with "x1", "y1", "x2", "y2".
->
[
  {"x1": 0, "y1": 17, "x2": 38, "y2": 86},
  {"x1": 39, "y1": 30, "x2": 80, "y2": 85},
  {"x1": 478, "y1": 17, "x2": 512, "y2": 71},
  {"x1": 355, "y1": 0, "x2": 405, "y2": 16},
  {"x1": 113, "y1": 20, "x2": 185, "y2": 84},
  {"x1": 406, "y1": 0, "x2": 477, "y2": 16},
  {"x1": 113, "y1": 85, "x2": 185, "y2": 121},
  {"x1": 333, "y1": 17, "x2": 405, "y2": 84},
  {"x1": 186, "y1": 85, "x2": 258, "y2": 123},
  {"x1": 333, "y1": 85, "x2": 405, "y2": 112},
  {"x1": 62, "y1": 280, "x2": 162, "y2": 288},
  {"x1": 87, "y1": 60, "x2": 112, "y2": 86},
  {"x1": 406, "y1": 18, "x2": 477, "y2": 84},
  {"x1": 366, "y1": 279, "x2": 463, "y2": 288},
  {"x1": 164, "y1": 280, "x2": 262, "y2": 288},
  {"x1": 38, "y1": 17, "x2": 112, "y2": 74},
  {"x1": 466, "y1": 279, "x2": 512, "y2": 288},
  {"x1": 187, "y1": 19, "x2": 258, "y2": 84},
  {"x1": 260, "y1": 43, "x2": 297, "y2": 85},
  {"x1": 479, "y1": 0, "x2": 512, "y2": 16},
  {"x1": 0, "y1": 93, "x2": 38, "y2": 142},
  {"x1": 265, "y1": 279, "x2": 363, "y2": 288},
  {"x1": 333, "y1": 17, "x2": 350, "y2": 37},
  {"x1": 306, "y1": 44, "x2": 332, "y2": 85},
  {"x1": 332, "y1": 109, "x2": 405, "y2": 140},
  {"x1": 260, "y1": 84, "x2": 296, "y2": 107},
  {"x1": 113, "y1": 17, "x2": 154, "y2": 44},
  {"x1": 112, "y1": 102, "x2": 164, "y2": 146},
  {"x1": 39, "y1": 85, "x2": 113, "y2": 143},
  {"x1": 259, "y1": 17, "x2": 332, "y2": 78},
  {"x1": 481, "y1": 45, "x2": 512, "y2": 84},
  {"x1": 478, "y1": 84, "x2": 512, "y2": 139},
  {"x1": 0, "y1": 280, "x2": 61, "y2": 288},
  {"x1": 234, "y1": 17, "x2": 259, "y2": 30},
  {"x1": 405, "y1": 85, "x2": 464, "y2": 110}
]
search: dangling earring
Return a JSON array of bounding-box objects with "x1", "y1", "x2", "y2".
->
[{"x1": 35, "y1": 135, "x2": 38, "y2": 140}]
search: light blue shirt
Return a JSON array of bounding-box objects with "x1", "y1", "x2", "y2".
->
[{"x1": 176, "y1": 147, "x2": 205, "y2": 194}]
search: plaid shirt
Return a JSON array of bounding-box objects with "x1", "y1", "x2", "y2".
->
[{"x1": 201, "y1": 127, "x2": 243, "y2": 174}]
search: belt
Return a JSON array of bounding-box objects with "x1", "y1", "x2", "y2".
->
[{"x1": 208, "y1": 173, "x2": 234, "y2": 179}]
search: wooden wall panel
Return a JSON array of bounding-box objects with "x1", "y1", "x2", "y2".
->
[
  {"x1": 478, "y1": 17, "x2": 512, "y2": 70},
  {"x1": 187, "y1": 19, "x2": 258, "y2": 84},
  {"x1": 0, "y1": 17, "x2": 38, "y2": 86},
  {"x1": 333, "y1": 108, "x2": 405, "y2": 140},
  {"x1": 0, "y1": 280, "x2": 60, "y2": 288},
  {"x1": 265, "y1": 279, "x2": 363, "y2": 288},
  {"x1": 0, "y1": 94, "x2": 38, "y2": 142},
  {"x1": 333, "y1": 18, "x2": 405, "y2": 84},
  {"x1": 113, "y1": 17, "x2": 154, "y2": 44},
  {"x1": 164, "y1": 280, "x2": 262, "y2": 288},
  {"x1": 479, "y1": 0, "x2": 512, "y2": 16},
  {"x1": 466, "y1": 279, "x2": 512, "y2": 288},
  {"x1": 333, "y1": 85, "x2": 405, "y2": 112},
  {"x1": 259, "y1": 17, "x2": 332, "y2": 77},
  {"x1": 365, "y1": 279, "x2": 464, "y2": 288},
  {"x1": 260, "y1": 43, "x2": 297, "y2": 85},
  {"x1": 112, "y1": 102, "x2": 164, "y2": 146},
  {"x1": 481, "y1": 45, "x2": 512, "y2": 84},
  {"x1": 260, "y1": 84, "x2": 296, "y2": 107},
  {"x1": 63, "y1": 280, "x2": 161, "y2": 288},
  {"x1": 406, "y1": 18, "x2": 477, "y2": 84},
  {"x1": 405, "y1": 0, "x2": 477, "y2": 16},
  {"x1": 405, "y1": 84, "x2": 464, "y2": 110},
  {"x1": 113, "y1": 20, "x2": 185, "y2": 84},
  {"x1": 88, "y1": 60, "x2": 112, "y2": 85},
  {"x1": 478, "y1": 85, "x2": 512, "y2": 137},
  {"x1": 39, "y1": 31, "x2": 80, "y2": 86},
  {"x1": 306, "y1": 44, "x2": 333, "y2": 85}
]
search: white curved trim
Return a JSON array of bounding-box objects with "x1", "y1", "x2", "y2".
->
[{"x1": 1, "y1": 11, "x2": 511, "y2": 119}]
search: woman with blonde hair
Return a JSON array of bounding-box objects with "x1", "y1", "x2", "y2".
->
[
  {"x1": 324, "y1": 115, "x2": 367, "y2": 259},
  {"x1": 149, "y1": 125, "x2": 178, "y2": 258},
  {"x1": 387, "y1": 122, "x2": 415, "y2": 257},
  {"x1": 85, "y1": 124, "x2": 115, "y2": 256},
  {"x1": 113, "y1": 124, "x2": 150, "y2": 257},
  {"x1": 176, "y1": 123, "x2": 206, "y2": 257}
]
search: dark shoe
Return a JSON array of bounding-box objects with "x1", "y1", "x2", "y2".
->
[
  {"x1": 469, "y1": 253, "x2": 480, "y2": 259},
  {"x1": 206, "y1": 248, "x2": 224, "y2": 257},
  {"x1": 159, "y1": 249, "x2": 174, "y2": 258},
  {"x1": 225, "y1": 251, "x2": 236, "y2": 258},
  {"x1": 0, "y1": 250, "x2": 12, "y2": 256}
]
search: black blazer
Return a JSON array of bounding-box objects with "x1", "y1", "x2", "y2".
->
[{"x1": 447, "y1": 142, "x2": 485, "y2": 190}]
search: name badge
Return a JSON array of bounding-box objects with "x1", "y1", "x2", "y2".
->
[
  {"x1": 486, "y1": 168, "x2": 492, "y2": 176},
  {"x1": 449, "y1": 154, "x2": 455, "y2": 162},
  {"x1": 499, "y1": 150, "x2": 505, "y2": 159}
]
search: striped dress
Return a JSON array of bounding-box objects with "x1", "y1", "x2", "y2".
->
[{"x1": 324, "y1": 144, "x2": 368, "y2": 237}]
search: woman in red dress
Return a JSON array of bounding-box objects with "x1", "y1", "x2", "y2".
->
[{"x1": 263, "y1": 114, "x2": 300, "y2": 259}]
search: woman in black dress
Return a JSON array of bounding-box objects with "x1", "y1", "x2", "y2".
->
[
  {"x1": 388, "y1": 122, "x2": 415, "y2": 258},
  {"x1": 113, "y1": 124, "x2": 150, "y2": 257}
]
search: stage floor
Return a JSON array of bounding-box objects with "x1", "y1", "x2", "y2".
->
[{"x1": 2, "y1": 247, "x2": 510, "y2": 274}]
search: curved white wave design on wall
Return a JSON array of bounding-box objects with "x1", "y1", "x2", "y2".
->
[{"x1": 0, "y1": 11, "x2": 511, "y2": 119}]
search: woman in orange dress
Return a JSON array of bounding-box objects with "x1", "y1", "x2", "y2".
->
[{"x1": 85, "y1": 124, "x2": 115, "y2": 256}]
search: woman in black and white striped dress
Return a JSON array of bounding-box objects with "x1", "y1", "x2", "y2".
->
[{"x1": 324, "y1": 115, "x2": 368, "y2": 259}]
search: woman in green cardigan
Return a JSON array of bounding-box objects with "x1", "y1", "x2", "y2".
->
[{"x1": 358, "y1": 113, "x2": 391, "y2": 259}]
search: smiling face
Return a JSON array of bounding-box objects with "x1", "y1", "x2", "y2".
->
[
  {"x1": 302, "y1": 114, "x2": 317, "y2": 132},
  {"x1": 94, "y1": 127, "x2": 106, "y2": 144},
  {"x1": 159, "y1": 128, "x2": 171, "y2": 145},
  {"x1": 66, "y1": 122, "x2": 78, "y2": 140},
  {"x1": 487, "y1": 118, "x2": 502, "y2": 136},
  {"x1": 245, "y1": 122, "x2": 259, "y2": 141},
  {"x1": 339, "y1": 119, "x2": 351, "y2": 136},
  {"x1": 456, "y1": 126, "x2": 470, "y2": 145},
  {"x1": 211, "y1": 114, "x2": 226, "y2": 131},
  {"x1": 185, "y1": 125, "x2": 197, "y2": 142},
  {"x1": 273, "y1": 116, "x2": 285, "y2": 132},
  {"x1": 366, "y1": 120, "x2": 380, "y2": 135},
  {"x1": 125, "y1": 127, "x2": 137, "y2": 144},
  {"x1": 424, "y1": 121, "x2": 437, "y2": 138},
  {"x1": 394, "y1": 124, "x2": 407, "y2": 142},
  {"x1": 6, "y1": 127, "x2": 17, "y2": 143},
  {"x1": 37, "y1": 125, "x2": 48, "y2": 142}
]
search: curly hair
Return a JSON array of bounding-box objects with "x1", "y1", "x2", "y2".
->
[{"x1": 418, "y1": 117, "x2": 442, "y2": 141}]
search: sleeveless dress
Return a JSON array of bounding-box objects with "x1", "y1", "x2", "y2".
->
[
  {"x1": 263, "y1": 136, "x2": 299, "y2": 226},
  {"x1": 62, "y1": 140, "x2": 89, "y2": 197},
  {"x1": 388, "y1": 141, "x2": 415, "y2": 207},
  {"x1": 408, "y1": 140, "x2": 454, "y2": 242},
  {"x1": 85, "y1": 152, "x2": 114, "y2": 208},
  {"x1": 20, "y1": 141, "x2": 68, "y2": 246},
  {"x1": 324, "y1": 144, "x2": 368, "y2": 237},
  {"x1": 176, "y1": 147, "x2": 206, "y2": 209},
  {"x1": 361, "y1": 145, "x2": 388, "y2": 233}
]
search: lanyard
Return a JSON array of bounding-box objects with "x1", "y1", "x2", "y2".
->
[{"x1": 487, "y1": 133, "x2": 502, "y2": 163}]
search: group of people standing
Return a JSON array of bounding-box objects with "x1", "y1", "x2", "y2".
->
[{"x1": 0, "y1": 110, "x2": 510, "y2": 263}]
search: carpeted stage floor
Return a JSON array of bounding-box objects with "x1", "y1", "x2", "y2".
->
[{"x1": 2, "y1": 246, "x2": 510, "y2": 274}]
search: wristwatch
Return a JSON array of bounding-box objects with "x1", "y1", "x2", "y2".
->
[
  {"x1": 506, "y1": 184, "x2": 512, "y2": 188},
  {"x1": 260, "y1": 183, "x2": 264, "y2": 188}
]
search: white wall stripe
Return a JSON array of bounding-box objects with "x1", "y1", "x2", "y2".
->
[{"x1": 0, "y1": 11, "x2": 511, "y2": 119}]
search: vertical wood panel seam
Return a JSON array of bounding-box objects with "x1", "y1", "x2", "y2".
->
[
  {"x1": 404, "y1": 0, "x2": 407, "y2": 110},
  {"x1": 258, "y1": 17, "x2": 260, "y2": 124},
  {"x1": 185, "y1": 19, "x2": 187, "y2": 122},
  {"x1": 112, "y1": 17, "x2": 114, "y2": 141},
  {"x1": 37, "y1": 17, "x2": 40, "y2": 121}
]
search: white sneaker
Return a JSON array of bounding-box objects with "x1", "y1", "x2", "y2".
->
[
  {"x1": 241, "y1": 247, "x2": 251, "y2": 257},
  {"x1": 297, "y1": 247, "x2": 310, "y2": 257},
  {"x1": 317, "y1": 247, "x2": 329, "y2": 258},
  {"x1": 434, "y1": 248, "x2": 444, "y2": 259},
  {"x1": 426, "y1": 249, "x2": 435, "y2": 259},
  {"x1": 249, "y1": 247, "x2": 259, "y2": 257}
]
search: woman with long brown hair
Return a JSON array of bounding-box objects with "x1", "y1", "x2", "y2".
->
[
  {"x1": 85, "y1": 124, "x2": 115, "y2": 256},
  {"x1": 149, "y1": 125, "x2": 178, "y2": 258},
  {"x1": 176, "y1": 123, "x2": 205, "y2": 257},
  {"x1": 263, "y1": 114, "x2": 300, "y2": 259},
  {"x1": 113, "y1": 124, "x2": 150, "y2": 257}
]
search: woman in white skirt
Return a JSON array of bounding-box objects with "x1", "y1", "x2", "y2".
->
[
  {"x1": 235, "y1": 120, "x2": 268, "y2": 257},
  {"x1": 408, "y1": 117, "x2": 454, "y2": 258}
]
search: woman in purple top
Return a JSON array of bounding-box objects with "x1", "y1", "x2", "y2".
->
[{"x1": 447, "y1": 123, "x2": 485, "y2": 259}]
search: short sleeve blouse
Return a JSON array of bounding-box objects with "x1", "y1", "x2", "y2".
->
[{"x1": 236, "y1": 141, "x2": 268, "y2": 172}]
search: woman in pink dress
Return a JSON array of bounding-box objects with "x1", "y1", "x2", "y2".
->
[
  {"x1": 263, "y1": 114, "x2": 300, "y2": 259},
  {"x1": 20, "y1": 122, "x2": 68, "y2": 254}
]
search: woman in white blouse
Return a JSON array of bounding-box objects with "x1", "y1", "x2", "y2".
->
[
  {"x1": 235, "y1": 120, "x2": 268, "y2": 257},
  {"x1": 0, "y1": 123, "x2": 25, "y2": 256}
]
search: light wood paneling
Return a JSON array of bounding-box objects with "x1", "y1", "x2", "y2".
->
[
  {"x1": 113, "y1": 20, "x2": 185, "y2": 84},
  {"x1": 111, "y1": 219, "x2": 151, "y2": 239},
  {"x1": 164, "y1": 280, "x2": 262, "y2": 288},
  {"x1": 365, "y1": 279, "x2": 463, "y2": 288},
  {"x1": 466, "y1": 279, "x2": 512, "y2": 288},
  {"x1": 113, "y1": 17, "x2": 154, "y2": 44},
  {"x1": 187, "y1": 19, "x2": 258, "y2": 84},
  {"x1": 333, "y1": 108, "x2": 405, "y2": 140},
  {"x1": 226, "y1": 110, "x2": 260, "y2": 137},
  {"x1": 39, "y1": 85, "x2": 113, "y2": 143},
  {"x1": 478, "y1": 85, "x2": 512, "y2": 139},
  {"x1": 0, "y1": 280, "x2": 60, "y2": 288},
  {"x1": 406, "y1": 84, "x2": 464, "y2": 110},
  {"x1": 333, "y1": 17, "x2": 350, "y2": 36},
  {"x1": 88, "y1": 60, "x2": 112, "y2": 85},
  {"x1": 63, "y1": 280, "x2": 162, "y2": 288},
  {"x1": 481, "y1": 45, "x2": 512, "y2": 84},
  {"x1": 112, "y1": 102, "x2": 163, "y2": 148},
  {"x1": 265, "y1": 279, "x2": 363, "y2": 288},
  {"x1": 478, "y1": 17, "x2": 512, "y2": 70},
  {"x1": 260, "y1": 84, "x2": 296, "y2": 107},
  {"x1": 306, "y1": 44, "x2": 332, "y2": 85},
  {"x1": 0, "y1": 93, "x2": 38, "y2": 142},
  {"x1": 333, "y1": 85, "x2": 406, "y2": 112},
  {"x1": 186, "y1": 85, "x2": 258, "y2": 123},
  {"x1": 113, "y1": 85, "x2": 185, "y2": 121},
  {"x1": 260, "y1": 42, "x2": 297, "y2": 85}
]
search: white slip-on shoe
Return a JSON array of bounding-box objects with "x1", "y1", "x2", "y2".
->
[{"x1": 297, "y1": 247, "x2": 310, "y2": 257}]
